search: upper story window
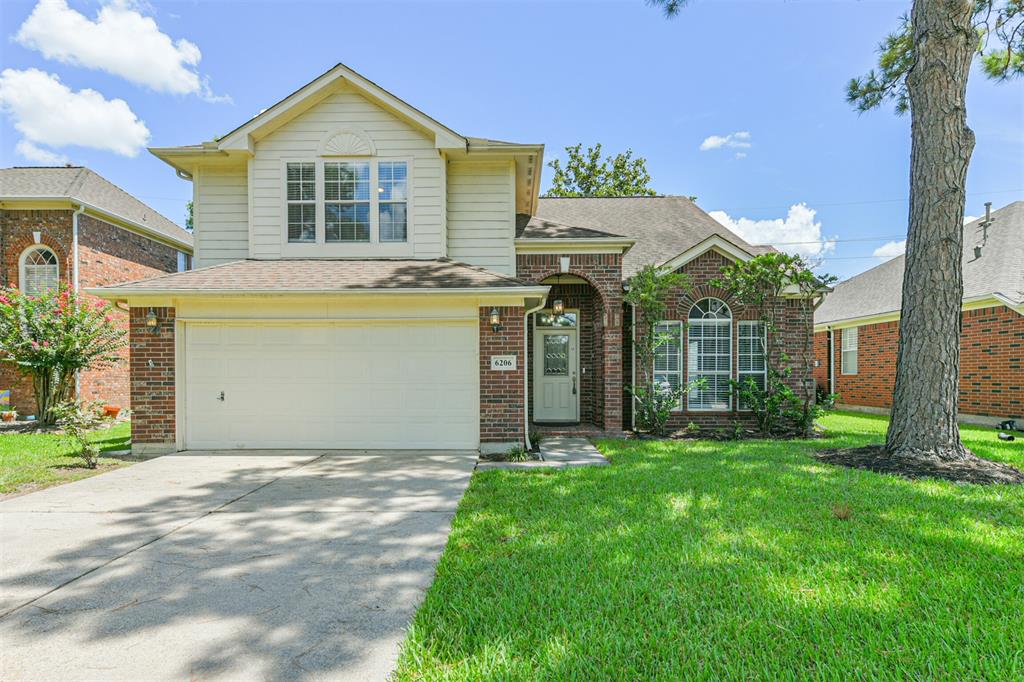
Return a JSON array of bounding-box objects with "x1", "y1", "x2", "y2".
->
[
  {"x1": 324, "y1": 161, "x2": 370, "y2": 242},
  {"x1": 20, "y1": 245, "x2": 59, "y2": 297},
  {"x1": 841, "y1": 327, "x2": 858, "y2": 375},
  {"x1": 284, "y1": 159, "x2": 409, "y2": 246},
  {"x1": 687, "y1": 298, "x2": 732, "y2": 411},
  {"x1": 286, "y1": 162, "x2": 316, "y2": 243}
]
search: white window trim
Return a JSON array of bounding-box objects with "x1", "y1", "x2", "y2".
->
[
  {"x1": 280, "y1": 157, "x2": 414, "y2": 257},
  {"x1": 841, "y1": 326, "x2": 859, "y2": 375},
  {"x1": 285, "y1": 161, "x2": 317, "y2": 244},
  {"x1": 687, "y1": 298, "x2": 733, "y2": 412},
  {"x1": 177, "y1": 251, "x2": 188, "y2": 272},
  {"x1": 737, "y1": 320, "x2": 767, "y2": 411},
  {"x1": 19, "y1": 245, "x2": 59, "y2": 296},
  {"x1": 652, "y1": 320, "x2": 684, "y2": 412}
]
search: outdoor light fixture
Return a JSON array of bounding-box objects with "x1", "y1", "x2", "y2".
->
[
  {"x1": 552, "y1": 299, "x2": 565, "y2": 316},
  {"x1": 145, "y1": 308, "x2": 159, "y2": 332},
  {"x1": 489, "y1": 307, "x2": 502, "y2": 333}
]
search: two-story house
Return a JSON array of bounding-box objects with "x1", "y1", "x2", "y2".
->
[
  {"x1": 1, "y1": 166, "x2": 193, "y2": 416},
  {"x1": 90, "y1": 64, "x2": 816, "y2": 456}
]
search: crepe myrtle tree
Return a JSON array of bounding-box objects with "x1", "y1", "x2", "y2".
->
[
  {"x1": 0, "y1": 286, "x2": 126, "y2": 426},
  {"x1": 650, "y1": 0, "x2": 1023, "y2": 460},
  {"x1": 625, "y1": 265, "x2": 702, "y2": 436},
  {"x1": 713, "y1": 253, "x2": 836, "y2": 437}
]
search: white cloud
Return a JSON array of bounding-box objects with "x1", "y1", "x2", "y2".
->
[
  {"x1": 872, "y1": 239, "x2": 906, "y2": 262},
  {"x1": 963, "y1": 215, "x2": 979, "y2": 225},
  {"x1": 15, "y1": 140, "x2": 69, "y2": 165},
  {"x1": 708, "y1": 203, "x2": 836, "y2": 260},
  {"x1": 15, "y1": 0, "x2": 228, "y2": 101},
  {"x1": 700, "y1": 131, "x2": 752, "y2": 152},
  {"x1": 0, "y1": 68, "x2": 150, "y2": 157}
]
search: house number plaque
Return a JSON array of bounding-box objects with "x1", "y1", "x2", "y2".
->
[{"x1": 490, "y1": 355, "x2": 517, "y2": 371}]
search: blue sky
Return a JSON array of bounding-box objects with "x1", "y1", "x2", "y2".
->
[{"x1": 1, "y1": 0, "x2": 1021, "y2": 280}]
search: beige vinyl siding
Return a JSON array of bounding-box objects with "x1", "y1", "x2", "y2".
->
[
  {"x1": 251, "y1": 87, "x2": 444, "y2": 259},
  {"x1": 194, "y1": 166, "x2": 248, "y2": 268},
  {"x1": 446, "y1": 160, "x2": 515, "y2": 274}
]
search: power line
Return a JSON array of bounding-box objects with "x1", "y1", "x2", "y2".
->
[{"x1": 713, "y1": 188, "x2": 1023, "y2": 213}]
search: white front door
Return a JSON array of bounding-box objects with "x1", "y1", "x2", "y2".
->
[{"x1": 533, "y1": 326, "x2": 578, "y2": 422}]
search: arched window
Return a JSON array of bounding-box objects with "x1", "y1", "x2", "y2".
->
[
  {"x1": 687, "y1": 298, "x2": 732, "y2": 410},
  {"x1": 19, "y1": 246, "x2": 59, "y2": 297}
]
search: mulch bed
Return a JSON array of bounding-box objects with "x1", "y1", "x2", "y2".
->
[{"x1": 815, "y1": 445, "x2": 1024, "y2": 485}]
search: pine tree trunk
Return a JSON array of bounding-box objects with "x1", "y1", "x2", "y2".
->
[{"x1": 885, "y1": 0, "x2": 975, "y2": 459}]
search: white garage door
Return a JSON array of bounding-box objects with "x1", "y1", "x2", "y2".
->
[{"x1": 183, "y1": 321, "x2": 478, "y2": 450}]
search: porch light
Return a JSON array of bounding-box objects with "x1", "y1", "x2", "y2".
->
[
  {"x1": 552, "y1": 299, "x2": 565, "y2": 316},
  {"x1": 489, "y1": 307, "x2": 502, "y2": 333},
  {"x1": 145, "y1": 308, "x2": 159, "y2": 332}
]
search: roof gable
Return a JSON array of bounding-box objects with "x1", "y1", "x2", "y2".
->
[{"x1": 218, "y1": 63, "x2": 466, "y2": 152}]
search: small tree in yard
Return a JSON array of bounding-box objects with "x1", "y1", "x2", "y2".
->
[
  {"x1": 714, "y1": 253, "x2": 836, "y2": 437},
  {"x1": 0, "y1": 287, "x2": 126, "y2": 426},
  {"x1": 52, "y1": 400, "x2": 105, "y2": 468},
  {"x1": 626, "y1": 265, "x2": 702, "y2": 436}
]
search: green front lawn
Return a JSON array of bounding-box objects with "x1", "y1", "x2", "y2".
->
[
  {"x1": 396, "y1": 412, "x2": 1024, "y2": 679},
  {"x1": 0, "y1": 421, "x2": 132, "y2": 496}
]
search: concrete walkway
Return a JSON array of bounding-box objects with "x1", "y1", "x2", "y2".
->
[
  {"x1": 0, "y1": 450, "x2": 477, "y2": 681},
  {"x1": 477, "y1": 437, "x2": 610, "y2": 470}
]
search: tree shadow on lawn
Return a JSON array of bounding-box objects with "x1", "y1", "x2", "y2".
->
[
  {"x1": 0, "y1": 456, "x2": 468, "y2": 680},
  {"x1": 395, "y1": 441, "x2": 1024, "y2": 679}
]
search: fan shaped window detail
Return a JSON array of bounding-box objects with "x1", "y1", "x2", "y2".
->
[
  {"x1": 19, "y1": 245, "x2": 60, "y2": 297},
  {"x1": 318, "y1": 129, "x2": 376, "y2": 157},
  {"x1": 687, "y1": 298, "x2": 732, "y2": 411}
]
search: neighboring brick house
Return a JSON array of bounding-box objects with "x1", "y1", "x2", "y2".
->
[
  {"x1": 1, "y1": 166, "x2": 194, "y2": 416},
  {"x1": 87, "y1": 63, "x2": 818, "y2": 456},
  {"x1": 814, "y1": 200, "x2": 1024, "y2": 424}
]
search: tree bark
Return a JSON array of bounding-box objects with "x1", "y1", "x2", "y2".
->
[{"x1": 886, "y1": 0, "x2": 975, "y2": 459}]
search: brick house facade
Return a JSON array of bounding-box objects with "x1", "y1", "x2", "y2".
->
[
  {"x1": 815, "y1": 305, "x2": 1024, "y2": 421},
  {"x1": 1, "y1": 167, "x2": 192, "y2": 417}
]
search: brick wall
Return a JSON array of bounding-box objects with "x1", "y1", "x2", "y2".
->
[
  {"x1": 516, "y1": 253, "x2": 624, "y2": 430},
  {"x1": 479, "y1": 306, "x2": 525, "y2": 444},
  {"x1": 0, "y1": 209, "x2": 181, "y2": 415},
  {"x1": 77, "y1": 214, "x2": 180, "y2": 409},
  {"x1": 635, "y1": 250, "x2": 815, "y2": 430},
  {"x1": 816, "y1": 305, "x2": 1024, "y2": 419},
  {"x1": 129, "y1": 307, "x2": 176, "y2": 446}
]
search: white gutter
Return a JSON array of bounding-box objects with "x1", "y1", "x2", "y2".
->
[
  {"x1": 523, "y1": 296, "x2": 549, "y2": 451},
  {"x1": 72, "y1": 204, "x2": 84, "y2": 291},
  {"x1": 86, "y1": 285, "x2": 552, "y2": 300}
]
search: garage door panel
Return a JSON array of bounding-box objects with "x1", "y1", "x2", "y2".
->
[{"x1": 185, "y1": 321, "x2": 478, "y2": 450}]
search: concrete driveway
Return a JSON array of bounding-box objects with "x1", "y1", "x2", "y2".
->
[{"x1": 0, "y1": 451, "x2": 477, "y2": 681}]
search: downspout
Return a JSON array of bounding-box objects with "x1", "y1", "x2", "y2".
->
[
  {"x1": 630, "y1": 300, "x2": 637, "y2": 432},
  {"x1": 523, "y1": 297, "x2": 547, "y2": 451},
  {"x1": 828, "y1": 326, "x2": 836, "y2": 396},
  {"x1": 73, "y1": 204, "x2": 84, "y2": 399}
]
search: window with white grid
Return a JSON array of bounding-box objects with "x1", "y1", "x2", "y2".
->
[
  {"x1": 378, "y1": 161, "x2": 407, "y2": 242},
  {"x1": 20, "y1": 246, "x2": 59, "y2": 297},
  {"x1": 842, "y1": 327, "x2": 858, "y2": 375},
  {"x1": 737, "y1": 321, "x2": 766, "y2": 409},
  {"x1": 286, "y1": 162, "x2": 316, "y2": 243},
  {"x1": 653, "y1": 321, "x2": 683, "y2": 409},
  {"x1": 324, "y1": 161, "x2": 371, "y2": 242},
  {"x1": 687, "y1": 298, "x2": 732, "y2": 411}
]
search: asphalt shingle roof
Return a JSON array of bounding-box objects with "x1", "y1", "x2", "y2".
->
[
  {"x1": 0, "y1": 166, "x2": 192, "y2": 248},
  {"x1": 533, "y1": 196, "x2": 772, "y2": 278},
  {"x1": 815, "y1": 200, "x2": 1024, "y2": 326},
  {"x1": 94, "y1": 258, "x2": 536, "y2": 293}
]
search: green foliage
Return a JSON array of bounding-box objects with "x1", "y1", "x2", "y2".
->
[
  {"x1": 185, "y1": 200, "x2": 194, "y2": 231},
  {"x1": 714, "y1": 253, "x2": 836, "y2": 437},
  {"x1": 625, "y1": 265, "x2": 698, "y2": 436},
  {"x1": 0, "y1": 286, "x2": 127, "y2": 425},
  {"x1": 52, "y1": 400, "x2": 105, "y2": 469},
  {"x1": 505, "y1": 445, "x2": 534, "y2": 463},
  {"x1": 847, "y1": 3, "x2": 1024, "y2": 113},
  {"x1": 0, "y1": 421, "x2": 130, "y2": 494},
  {"x1": 545, "y1": 143, "x2": 657, "y2": 197}
]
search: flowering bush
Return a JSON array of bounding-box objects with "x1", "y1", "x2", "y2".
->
[{"x1": 0, "y1": 286, "x2": 126, "y2": 425}]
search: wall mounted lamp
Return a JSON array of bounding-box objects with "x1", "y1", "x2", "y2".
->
[
  {"x1": 489, "y1": 307, "x2": 502, "y2": 333},
  {"x1": 145, "y1": 308, "x2": 160, "y2": 333}
]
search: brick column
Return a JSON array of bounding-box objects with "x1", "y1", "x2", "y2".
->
[
  {"x1": 479, "y1": 305, "x2": 525, "y2": 451},
  {"x1": 129, "y1": 307, "x2": 176, "y2": 457}
]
